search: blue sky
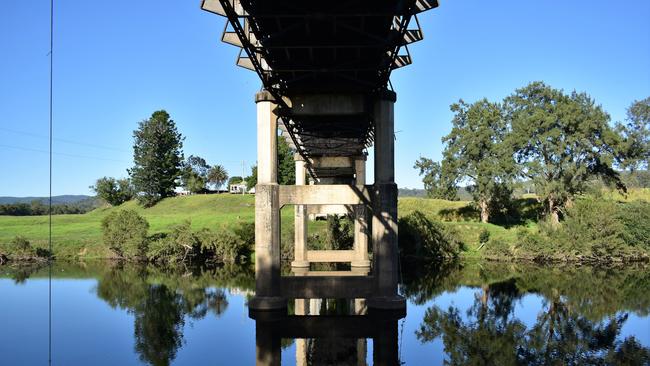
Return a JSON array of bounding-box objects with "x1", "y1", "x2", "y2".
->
[{"x1": 1, "y1": 0, "x2": 649, "y2": 197}]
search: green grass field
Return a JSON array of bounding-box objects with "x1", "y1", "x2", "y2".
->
[
  {"x1": 1, "y1": 189, "x2": 648, "y2": 260},
  {"x1": 0, "y1": 194, "x2": 289, "y2": 258}
]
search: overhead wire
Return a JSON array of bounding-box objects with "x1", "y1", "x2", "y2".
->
[{"x1": 48, "y1": 0, "x2": 54, "y2": 364}]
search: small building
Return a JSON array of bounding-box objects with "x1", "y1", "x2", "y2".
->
[{"x1": 229, "y1": 182, "x2": 248, "y2": 194}]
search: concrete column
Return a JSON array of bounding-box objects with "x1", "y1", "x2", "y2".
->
[
  {"x1": 368, "y1": 90, "x2": 405, "y2": 310},
  {"x1": 292, "y1": 156, "x2": 309, "y2": 268},
  {"x1": 352, "y1": 156, "x2": 370, "y2": 268},
  {"x1": 354, "y1": 299, "x2": 368, "y2": 366},
  {"x1": 250, "y1": 90, "x2": 285, "y2": 311}
]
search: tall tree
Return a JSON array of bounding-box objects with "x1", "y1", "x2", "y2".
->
[
  {"x1": 207, "y1": 165, "x2": 228, "y2": 191},
  {"x1": 441, "y1": 99, "x2": 514, "y2": 223},
  {"x1": 129, "y1": 110, "x2": 184, "y2": 207},
  {"x1": 616, "y1": 97, "x2": 650, "y2": 172},
  {"x1": 504, "y1": 82, "x2": 624, "y2": 224},
  {"x1": 181, "y1": 155, "x2": 211, "y2": 194},
  {"x1": 413, "y1": 157, "x2": 457, "y2": 200}
]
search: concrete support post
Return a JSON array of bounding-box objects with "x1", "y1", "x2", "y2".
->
[
  {"x1": 292, "y1": 156, "x2": 309, "y2": 268},
  {"x1": 368, "y1": 90, "x2": 405, "y2": 310},
  {"x1": 352, "y1": 156, "x2": 370, "y2": 268},
  {"x1": 250, "y1": 90, "x2": 285, "y2": 311}
]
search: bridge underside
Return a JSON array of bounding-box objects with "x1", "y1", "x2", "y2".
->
[
  {"x1": 201, "y1": 0, "x2": 438, "y2": 311},
  {"x1": 203, "y1": 0, "x2": 437, "y2": 178}
]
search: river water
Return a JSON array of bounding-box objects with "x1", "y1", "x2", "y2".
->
[{"x1": 1, "y1": 261, "x2": 648, "y2": 365}]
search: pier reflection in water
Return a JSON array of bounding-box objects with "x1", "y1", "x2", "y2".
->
[
  {"x1": 252, "y1": 298, "x2": 403, "y2": 366},
  {"x1": 1, "y1": 261, "x2": 649, "y2": 365}
]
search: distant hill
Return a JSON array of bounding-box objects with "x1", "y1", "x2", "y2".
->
[
  {"x1": 0, "y1": 195, "x2": 92, "y2": 205},
  {"x1": 398, "y1": 188, "x2": 428, "y2": 197}
]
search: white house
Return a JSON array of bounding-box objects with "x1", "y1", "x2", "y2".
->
[{"x1": 229, "y1": 182, "x2": 248, "y2": 194}]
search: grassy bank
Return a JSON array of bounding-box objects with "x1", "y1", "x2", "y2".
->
[
  {"x1": 1, "y1": 189, "x2": 649, "y2": 261},
  {"x1": 0, "y1": 194, "x2": 322, "y2": 259}
]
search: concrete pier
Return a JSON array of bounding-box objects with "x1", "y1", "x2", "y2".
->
[
  {"x1": 368, "y1": 90, "x2": 405, "y2": 310},
  {"x1": 291, "y1": 155, "x2": 309, "y2": 268},
  {"x1": 249, "y1": 91, "x2": 285, "y2": 311},
  {"x1": 251, "y1": 90, "x2": 404, "y2": 311},
  {"x1": 352, "y1": 155, "x2": 370, "y2": 268}
]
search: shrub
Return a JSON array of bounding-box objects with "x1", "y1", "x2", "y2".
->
[
  {"x1": 4, "y1": 236, "x2": 50, "y2": 260},
  {"x1": 478, "y1": 229, "x2": 490, "y2": 245},
  {"x1": 398, "y1": 211, "x2": 464, "y2": 260},
  {"x1": 198, "y1": 228, "x2": 249, "y2": 263},
  {"x1": 549, "y1": 199, "x2": 628, "y2": 258},
  {"x1": 325, "y1": 215, "x2": 354, "y2": 250},
  {"x1": 148, "y1": 221, "x2": 254, "y2": 263},
  {"x1": 484, "y1": 238, "x2": 513, "y2": 257},
  {"x1": 10, "y1": 236, "x2": 31, "y2": 252},
  {"x1": 147, "y1": 220, "x2": 198, "y2": 262},
  {"x1": 101, "y1": 210, "x2": 149, "y2": 258},
  {"x1": 618, "y1": 201, "x2": 650, "y2": 251}
]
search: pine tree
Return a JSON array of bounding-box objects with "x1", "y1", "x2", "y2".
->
[{"x1": 129, "y1": 110, "x2": 184, "y2": 207}]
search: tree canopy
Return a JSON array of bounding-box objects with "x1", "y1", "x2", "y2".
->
[
  {"x1": 207, "y1": 165, "x2": 228, "y2": 190},
  {"x1": 413, "y1": 157, "x2": 457, "y2": 200},
  {"x1": 181, "y1": 155, "x2": 211, "y2": 194},
  {"x1": 442, "y1": 98, "x2": 514, "y2": 223},
  {"x1": 129, "y1": 110, "x2": 184, "y2": 207},
  {"x1": 91, "y1": 177, "x2": 135, "y2": 206},
  {"x1": 616, "y1": 97, "x2": 650, "y2": 172},
  {"x1": 504, "y1": 81, "x2": 624, "y2": 223}
]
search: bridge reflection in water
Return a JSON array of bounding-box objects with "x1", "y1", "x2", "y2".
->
[{"x1": 251, "y1": 298, "x2": 404, "y2": 366}]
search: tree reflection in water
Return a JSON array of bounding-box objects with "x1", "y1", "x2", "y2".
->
[
  {"x1": 95, "y1": 263, "x2": 252, "y2": 366},
  {"x1": 411, "y1": 263, "x2": 650, "y2": 365}
]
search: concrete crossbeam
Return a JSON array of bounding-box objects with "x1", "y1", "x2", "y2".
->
[
  {"x1": 308, "y1": 156, "x2": 355, "y2": 168},
  {"x1": 279, "y1": 184, "x2": 371, "y2": 207},
  {"x1": 280, "y1": 276, "x2": 375, "y2": 298},
  {"x1": 291, "y1": 94, "x2": 365, "y2": 115},
  {"x1": 306, "y1": 250, "x2": 355, "y2": 262},
  {"x1": 306, "y1": 204, "x2": 353, "y2": 215},
  {"x1": 293, "y1": 270, "x2": 369, "y2": 277}
]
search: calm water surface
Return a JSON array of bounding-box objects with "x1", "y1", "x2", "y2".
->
[{"x1": 1, "y1": 261, "x2": 648, "y2": 365}]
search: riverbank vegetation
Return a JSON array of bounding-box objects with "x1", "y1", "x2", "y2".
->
[
  {"x1": 1, "y1": 189, "x2": 648, "y2": 264},
  {"x1": 408, "y1": 82, "x2": 649, "y2": 263}
]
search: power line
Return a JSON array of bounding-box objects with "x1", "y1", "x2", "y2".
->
[
  {"x1": 48, "y1": 0, "x2": 53, "y2": 365},
  {"x1": 0, "y1": 126, "x2": 129, "y2": 153},
  {"x1": 0, "y1": 144, "x2": 129, "y2": 163}
]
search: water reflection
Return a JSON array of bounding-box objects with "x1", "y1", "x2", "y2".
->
[
  {"x1": 94, "y1": 263, "x2": 249, "y2": 366},
  {"x1": 252, "y1": 298, "x2": 403, "y2": 366},
  {"x1": 1, "y1": 261, "x2": 648, "y2": 365},
  {"x1": 403, "y1": 261, "x2": 650, "y2": 365}
]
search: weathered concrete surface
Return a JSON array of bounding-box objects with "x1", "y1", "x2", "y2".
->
[
  {"x1": 308, "y1": 156, "x2": 355, "y2": 169},
  {"x1": 292, "y1": 158, "x2": 309, "y2": 268},
  {"x1": 368, "y1": 91, "x2": 405, "y2": 310},
  {"x1": 353, "y1": 156, "x2": 370, "y2": 268},
  {"x1": 250, "y1": 91, "x2": 286, "y2": 311},
  {"x1": 306, "y1": 249, "x2": 355, "y2": 262},
  {"x1": 306, "y1": 204, "x2": 353, "y2": 215},
  {"x1": 279, "y1": 184, "x2": 371, "y2": 207},
  {"x1": 281, "y1": 275, "x2": 375, "y2": 299}
]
